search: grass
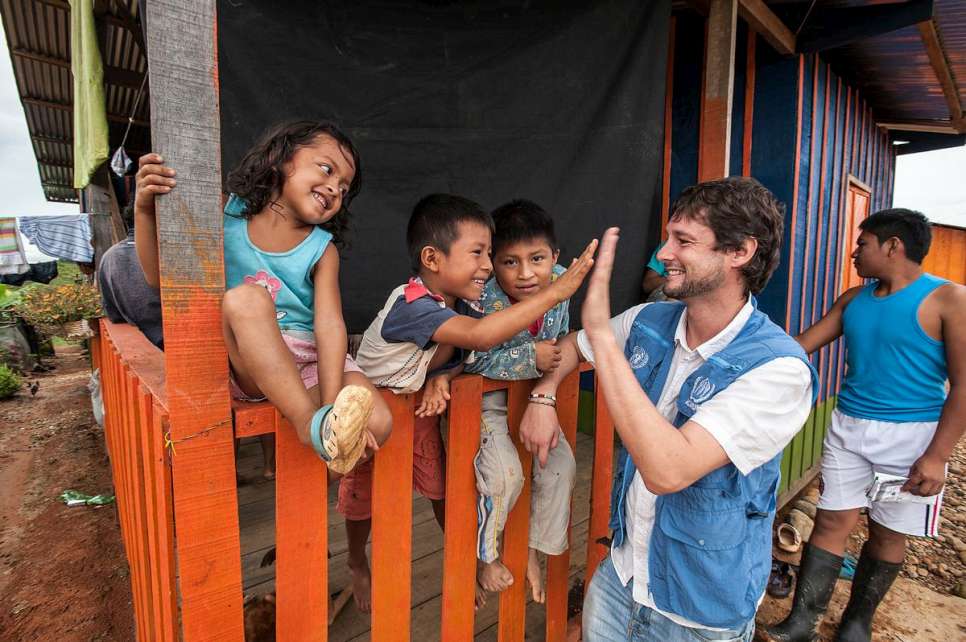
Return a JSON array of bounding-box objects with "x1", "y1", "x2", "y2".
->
[{"x1": 2, "y1": 261, "x2": 90, "y2": 349}]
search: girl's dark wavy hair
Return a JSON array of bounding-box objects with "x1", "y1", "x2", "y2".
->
[{"x1": 225, "y1": 120, "x2": 362, "y2": 247}]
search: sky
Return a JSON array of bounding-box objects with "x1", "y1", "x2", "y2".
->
[{"x1": 1, "y1": 27, "x2": 963, "y2": 234}]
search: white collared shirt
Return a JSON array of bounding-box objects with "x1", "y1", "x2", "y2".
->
[{"x1": 576, "y1": 300, "x2": 812, "y2": 629}]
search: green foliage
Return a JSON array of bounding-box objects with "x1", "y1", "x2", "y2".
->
[
  {"x1": 0, "y1": 363, "x2": 22, "y2": 399},
  {"x1": 12, "y1": 281, "x2": 102, "y2": 329}
]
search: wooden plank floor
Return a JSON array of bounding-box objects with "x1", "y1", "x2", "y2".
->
[{"x1": 235, "y1": 431, "x2": 596, "y2": 640}]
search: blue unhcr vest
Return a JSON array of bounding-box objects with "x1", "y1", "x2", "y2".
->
[{"x1": 608, "y1": 300, "x2": 817, "y2": 629}]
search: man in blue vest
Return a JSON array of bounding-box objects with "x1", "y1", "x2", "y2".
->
[
  {"x1": 768, "y1": 209, "x2": 965, "y2": 642},
  {"x1": 520, "y1": 177, "x2": 816, "y2": 641}
]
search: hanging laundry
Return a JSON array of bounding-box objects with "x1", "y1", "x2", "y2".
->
[
  {"x1": 18, "y1": 215, "x2": 94, "y2": 263},
  {"x1": 0, "y1": 218, "x2": 29, "y2": 276},
  {"x1": 0, "y1": 261, "x2": 58, "y2": 286}
]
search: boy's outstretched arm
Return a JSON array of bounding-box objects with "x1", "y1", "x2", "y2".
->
[
  {"x1": 431, "y1": 239, "x2": 597, "y2": 352},
  {"x1": 133, "y1": 153, "x2": 177, "y2": 289},
  {"x1": 795, "y1": 286, "x2": 862, "y2": 354}
]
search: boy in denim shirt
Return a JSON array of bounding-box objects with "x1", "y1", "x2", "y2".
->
[{"x1": 465, "y1": 200, "x2": 577, "y2": 604}]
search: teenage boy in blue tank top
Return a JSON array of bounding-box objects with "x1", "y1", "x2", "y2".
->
[
  {"x1": 520, "y1": 178, "x2": 816, "y2": 642},
  {"x1": 768, "y1": 209, "x2": 965, "y2": 642}
]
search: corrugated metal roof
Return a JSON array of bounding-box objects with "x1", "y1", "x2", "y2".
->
[{"x1": 0, "y1": 0, "x2": 149, "y2": 203}]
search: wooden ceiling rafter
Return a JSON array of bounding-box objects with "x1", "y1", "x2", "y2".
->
[
  {"x1": 22, "y1": 96, "x2": 150, "y2": 128},
  {"x1": 917, "y1": 18, "x2": 966, "y2": 134},
  {"x1": 683, "y1": 0, "x2": 796, "y2": 55}
]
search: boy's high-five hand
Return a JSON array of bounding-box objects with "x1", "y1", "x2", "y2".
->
[{"x1": 548, "y1": 238, "x2": 598, "y2": 302}]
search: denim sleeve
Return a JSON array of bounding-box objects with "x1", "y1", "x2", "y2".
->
[{"x1": 466, "y1": 340, "x2": 539, "y2": 380}]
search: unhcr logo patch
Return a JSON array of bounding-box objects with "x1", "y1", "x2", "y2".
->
[
  {"x1": 629, "y1": 346, "x2": 649, "y2": 369},
  {"x1": 689, "y1": 376, "x2": 716, "y2": 405}
]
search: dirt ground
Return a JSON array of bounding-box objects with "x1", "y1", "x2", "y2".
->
[
  {"x1": 0, "y1": 348, "x2": 134, "y2": 642},
  {"x1": 0, "y1": 351, "x2": 963, "y2": 641}
]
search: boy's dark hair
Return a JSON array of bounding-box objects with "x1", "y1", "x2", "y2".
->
[
  {"x1": 406, "y1": 194, "x2": 493, "y2": 273},
  {"x1": 671, "y1": 176, "x2": 785, "y2": 295},
  {"x1": 225, "y1": 120, "x2": 362, "y2": 246},
  {"x1": 490, "y1": 199, "x2": 558, "y2": 254},
  {"x1": 859, "y1": 208, "x2": 932, "y2": 263}
]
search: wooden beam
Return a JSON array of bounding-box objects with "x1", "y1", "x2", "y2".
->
[
  {"x1": 797, "y1": 0, "x2": 934, "y2": 53},
  {"x1": 878, "y1": 120, "x2": 960, "y2": 135},
  {"x1": 32, "y1": 133, "x2": 71, "y2": 144},
  {"x1": 21, "y1": 97, "x2": 149, "y2": 127},
  {"x1": 738, "y1": 0, "x2": 794, "y2": 56},
  {"x1": 684, "y1": 0, "x2": 795, "y2": 56},
  {"x1": 143, "y1": 1, "x2": 243, "y2": 639},
  {"x1": 698, "y1": 0, "x2": 738, "y2": 181},
  {"x1": 12, "y1": 48, "x2": 146, "y2": 89},
  {"x1": 918, "y1": 19, "x2": 965, "y2": 134}
]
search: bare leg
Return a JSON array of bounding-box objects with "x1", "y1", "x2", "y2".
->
[
  {"x1": 222, "y1": 284, "x2": 319, "y2": 443},
  {"x1": 431, "y1": 498, "x2": 445, "y2": 531},
  {"x1": 260, "y1": 434, "x2": 275, "y2": 480},
  {"x1": 527, "y1": 547, "x2": 545, "y2": 603},
  {"x1": 866, "y1": 519, "x2": 907, "y2": 564},
  {"x1": 345, "y1": 518, "x2": 373, "y2": 613},
  {"x1": 809, "y1": 508, "x2": 862, "y2": 556}
]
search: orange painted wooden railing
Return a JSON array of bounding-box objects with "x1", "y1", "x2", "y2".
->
[
  {"x1": 93, "y1": 321, "x2": 178, "y2": 642},
  {"x1": 97, "y1": 318, "x2": 614, "y2": 641}
]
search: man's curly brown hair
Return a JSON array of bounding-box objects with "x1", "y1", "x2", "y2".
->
[
  {"x1": 225, "y1": 120, "x2": 362, "y2": 247},
  {"x1": 670, "y1": 177, "x2": 785, "y2": 294}
]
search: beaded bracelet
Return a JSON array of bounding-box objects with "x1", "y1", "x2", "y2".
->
[
  {"x1": 527, "y1": 397, "x2": 556, "y2": 408},
  {"x1": 528, "y1": 392, "x2": 557, "y2": 403}
]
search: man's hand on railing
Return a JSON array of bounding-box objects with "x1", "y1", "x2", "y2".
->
[{"x1": 520, "y1": 402, "x2": 560, "y2": 468}]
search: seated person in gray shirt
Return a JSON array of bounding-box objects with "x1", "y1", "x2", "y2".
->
[{"x1": 97, "y1": 205, "x2": 163, "y2": 349}]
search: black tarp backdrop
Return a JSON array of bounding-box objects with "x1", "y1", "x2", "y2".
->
[{"x1": 217, "y1": 0, "x2": 670, "y2": 333}]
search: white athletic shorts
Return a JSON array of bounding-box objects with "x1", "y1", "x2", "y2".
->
[{"x1": 817, "y1": 409, "x2": 944, "y2": 537}]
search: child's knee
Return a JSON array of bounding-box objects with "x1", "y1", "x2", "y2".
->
[
  {"x1": 368, "y1": 398, "x2": 393, "y2": 445},
  {"x1": 476, "y1": 452, "x2": 523, "y2": 498},
  {"x1": 223, "y1": 283, "x2": 274, "y2": 319}
]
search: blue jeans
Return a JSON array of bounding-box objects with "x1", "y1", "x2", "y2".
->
[{"x1": 582, "y1": 556, "x2": 755, "y2": 642}]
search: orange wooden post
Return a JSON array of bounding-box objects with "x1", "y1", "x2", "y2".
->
[
  {"x1": 144, "y1": 1, "x2": 244, "y2": 638},
  {"x1": 545, "y1": 370, "x2": 580, "y2": 641},
  {"x1": 499, "y1": 381, "x2": 535, "y2": 641},
  {"x1": 275, "y1": 414, "x2": 328, "y2": 640},
  {"x1": 585, "y1": 373, "x2": 614, "y2": 594},
  {"x1": 441, "y1": 375, "x2": 483, "y2": 641},
  {"x1": 697, "y1": 0, "x2": 738, "y2": 181},
  {"x1": 372, "y1": 391, "x2": 415, "y2": 639}
]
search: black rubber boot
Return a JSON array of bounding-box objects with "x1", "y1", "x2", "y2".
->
[
  {"x1": 765, "y1": 543, "x2": 844, "y2": 642},
  {"x1": 834, "y1": 543, "x2": 901, "y2": 642}
]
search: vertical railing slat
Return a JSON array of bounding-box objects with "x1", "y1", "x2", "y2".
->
[
  {"x1": 545, "y1": 371, "x2": 580, "y2": 640},
  {"x1": 153, "y1": 401, "x2": 179, "y2": 642},
  {"x1": 498, "y1": 381, "x2": 535, "y2": 641},
  {"x1": 136, "y1": 384, "x2": 163, "y2": 639},
  {"x1": 372, "y1": 391, "x2": 415, "y2": 639},
  {"x1": 441, "y1": 376, "x2": 483, "y2": 640},
  {"x1": 585, "y1": 375, "x2": 614, "y2": 594},
  {"x1": 275, "y1": 413, "x2": 328, "y2": 641},
  {"x1": 125, "y1": 370, "x2": 154, "y2": 639}
]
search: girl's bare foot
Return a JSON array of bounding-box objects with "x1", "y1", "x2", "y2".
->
[
  {"x1": 526, "y1": 548, "x2": 545, "y2": 604},
  {"x1": 478, "y1": 559, "x2": 514, "y2": 593},
  {"x1": 348, "y1": 558, "x2": 372, "y2": 613}
]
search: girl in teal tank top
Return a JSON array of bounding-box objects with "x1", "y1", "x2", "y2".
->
[{"x1": 133, "y1": 121, "x2": 392, "y2": 475}]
